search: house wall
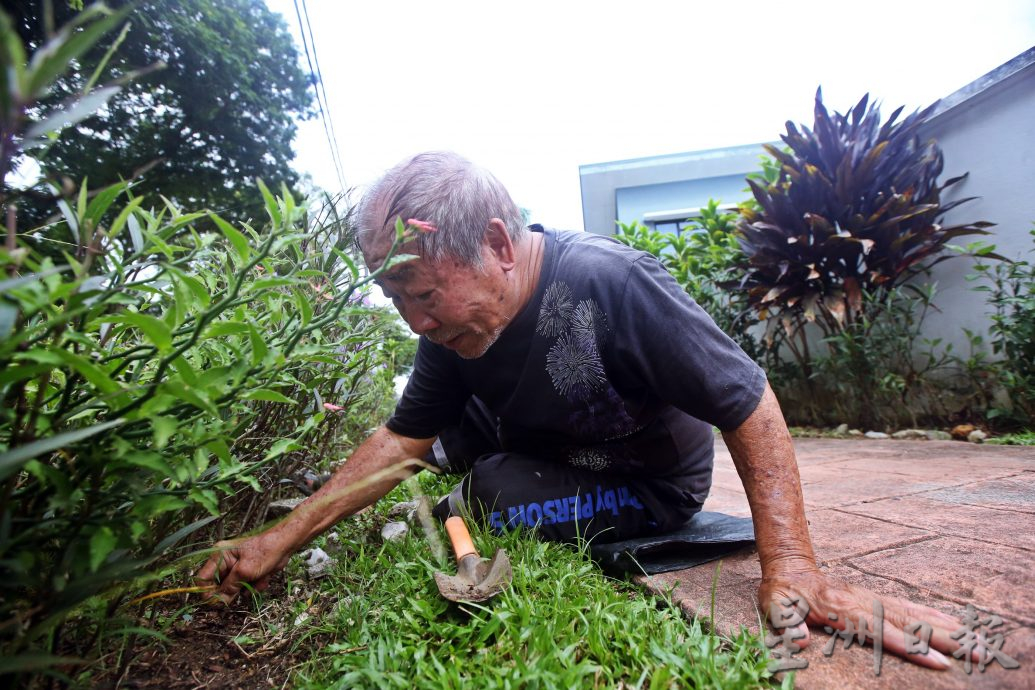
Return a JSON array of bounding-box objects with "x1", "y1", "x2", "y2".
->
[
  {"x1": 917, "y1": 50, "x2": 1035, "y2": 352},
  {"x1": 577, "y1": 49, "x2": 1035, "y2": 357},
  {"x1": 579, "y1": 143, "x2": 772, "y2": 235},
  {"x1": 614, "y1": 174, "x2": 747, "y2": 229}
]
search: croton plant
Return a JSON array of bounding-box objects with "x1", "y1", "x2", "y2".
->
[{"x1": 735, "y1": 88, "x2": 995, "y2": 336}]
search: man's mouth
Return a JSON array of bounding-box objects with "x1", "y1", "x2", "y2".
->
[{"x1": 429, "y1": 330, "x2": 465, "y2": 348}]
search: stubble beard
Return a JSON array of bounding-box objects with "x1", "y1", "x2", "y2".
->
[{"x1": 454, "y1": 323, "x2": 506, "y2": 360}]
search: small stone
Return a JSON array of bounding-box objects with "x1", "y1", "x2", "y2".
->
[
  {"x1": 848, "y1": 429, "x2": 864, "y2": 437},
  {"x1": 951, "y1": 424, "x2": 976, "y2": 440},
  {"x1": 387, "y1": 499, "x2": 420, "y2": 523},
  {"x1": 924, "y1": 429, "x2": 952, "y2": 441},
  {"x1": 834, "y1": 423, "x2": 849, "y2": 435},
  {"x1": 967, "y1": 429, "x2": 987, "y2": 444},
  {"x1": 891, "y1": 429, "x2": 927, "y2": 440},
  {"x1": 324, "y1": 531, "x2": 341, "y2": 553},
  {"x1": 381, "y1": 521, "x2": 409, "y2": 542},
  {"x1": 864, "y1": 431, "x2": 890, "y2": 439},
  {"x1": 268, "y1": 497, "x2": 304, "y2": 516},
  {"x1": 305, "y1": 546, "x2": 332, "y2": 578}
]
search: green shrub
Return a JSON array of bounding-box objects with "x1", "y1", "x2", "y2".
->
[
  {"x1": 615, "y1": 200, "x2": 765, "y2": 364},
  {"x1": 734, "y1": 89, "x2": 995, "y2": 428},
  {"x1": 971, "y1": 226, "x2": 1035, "y2": 426},
  {"x1": 0, "y1": 6, "x2": 407, "y2": 681}
]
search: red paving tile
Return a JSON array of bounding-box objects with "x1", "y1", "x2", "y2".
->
[
  {"x1": 920, "y1": 475, "x2": 1035, "y2": 514},
  {"x1": 848, "y1": 536, "x2": 1035, "y2": 627},
  {"x1": 637, "y1": 437, "x2": 1035, "y2": 688},
  {"x1": 843, "y1": 495, "x2": 1035, "y2": 552}
]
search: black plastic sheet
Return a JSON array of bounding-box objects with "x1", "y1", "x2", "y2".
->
[{"x1": 590, "y1": 512, "x2": 756, "y2": 575}]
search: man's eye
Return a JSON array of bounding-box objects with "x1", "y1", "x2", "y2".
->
[{"x1": 416, "y1": 291, "x2": 433, "y2": 302}]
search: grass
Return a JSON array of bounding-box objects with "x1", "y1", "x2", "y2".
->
[
  {"x1": 987, "y1": 430, "x2": 1035, "y2": 446},
  {"x1": 226, "y1": 471, "x2": 784, "y2": 689}
]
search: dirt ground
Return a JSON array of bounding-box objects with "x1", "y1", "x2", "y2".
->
[{"x1": 91, "y1": 578, "x2": 319, "y2": 690}]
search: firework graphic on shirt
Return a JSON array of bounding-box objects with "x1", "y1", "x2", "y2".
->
[
  {"x1": 571, "y1": 299, "x2": 608, "y2": 346},
  {"x1": 546, "y1": 331, "x2": 606, "y2": 399},
  {"x1": 536, "y1": 281, "x2": 575, "y2": 337}
]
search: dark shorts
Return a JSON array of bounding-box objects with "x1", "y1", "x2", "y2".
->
[{"x1": 429, "y1": 398, "x2": 710, "y2": 543}]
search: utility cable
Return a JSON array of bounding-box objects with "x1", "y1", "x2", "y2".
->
[{"x1": 292, "y1": 0, "x2": 348, "y2": 194}]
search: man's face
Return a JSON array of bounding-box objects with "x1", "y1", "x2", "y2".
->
[{"x1": 363, "y1": 237, "x2": 511, "y2": 360}]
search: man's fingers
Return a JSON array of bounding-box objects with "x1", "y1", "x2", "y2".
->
[
  {"x1": 792, "y1": 622, "x2": 811, "y2": 650},
  {"x1": 881, "y1": 599, "x2": 979, "y2": 663},
  {"x1": 881, "y1": 620, "x2": 952, "y2": 670}
]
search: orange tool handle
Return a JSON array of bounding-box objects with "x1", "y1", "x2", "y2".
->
[{"x1": 444, "y1": 516, "x2": 479, "y2": 562}]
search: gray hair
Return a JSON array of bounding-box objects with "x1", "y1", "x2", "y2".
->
[{"x1": 356, "y1": 151, "x2": 527, "y2": 267}]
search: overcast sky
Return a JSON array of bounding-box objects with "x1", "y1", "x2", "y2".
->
[{"x1": 265, "y1": 0, "x2": 1034, "y2": 232}]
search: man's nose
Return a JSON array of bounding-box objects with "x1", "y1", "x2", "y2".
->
[{"x1": 403, "y1": 307, "x2": 440, "y2": 336}]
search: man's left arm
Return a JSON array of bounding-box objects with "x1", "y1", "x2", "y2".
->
[{"x1": 723, "y1": 382, "x2": 962, "y2": 669}]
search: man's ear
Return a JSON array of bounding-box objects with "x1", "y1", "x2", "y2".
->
[{"x1": 483, "y1": 218, "x2": 517, "y2": 271}]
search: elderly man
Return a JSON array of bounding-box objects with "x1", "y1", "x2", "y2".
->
[{"x1": 199, "y1": 151, "x2": 962, "y2": 669}]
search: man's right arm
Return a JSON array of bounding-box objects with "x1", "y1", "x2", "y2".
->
[{"x1": 196, "y1": 425, "x2": 435, "y2": 603}]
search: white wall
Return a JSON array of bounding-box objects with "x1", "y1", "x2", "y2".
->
[{"x1": 917, "y1": 52, "x2": 1035, "y2": 353}]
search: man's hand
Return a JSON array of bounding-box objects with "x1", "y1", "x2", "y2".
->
[
  {"x1": 196, "y1": 532, "x2": 291, "y2": 604},
  {"x1": 723, "y1": 383, "x2": 969, "y2": 671},
  {"x1": 195, "y1": 426, "x2": 435, "y2": 606},
  {"x1": 760, "y1": 567, "x2": 963, "y2": 669}
]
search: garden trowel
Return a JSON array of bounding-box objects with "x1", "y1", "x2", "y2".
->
[{"x1": 434, "y1": 516, "x2": 512, "y2": 602}]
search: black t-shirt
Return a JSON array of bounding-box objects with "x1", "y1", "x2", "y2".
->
[{"x1": 387, "y1": 227, "x2": 766, "y2": 501}]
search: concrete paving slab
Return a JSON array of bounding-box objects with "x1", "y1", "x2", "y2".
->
[
  {"x1": 805, "y1": 509, "x2": 937, "y2": 563},
  {"x1": 636, "y1": 437, "x2": 1035, "y2": 689},
  {"x1": 842, "y1": 495, "x2": 1035, "y2": 552},
  {"x1": 920, "y1": 475, "x2": 1035, "y2": 514},
  {"x1": 797, "y1": 466, "x2": 961, "y2": 508},
  {"x1": 848, "y1": 536, "x2": 1035, "y2": 627}
]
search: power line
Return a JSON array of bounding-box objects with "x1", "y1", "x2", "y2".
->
[{"x1": 292, "y1": 0, "x2": 348, "y2": 194}]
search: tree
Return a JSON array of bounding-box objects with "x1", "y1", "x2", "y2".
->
[{"x1": 8, "y1": 0, "x2": 314, "y2": 227}]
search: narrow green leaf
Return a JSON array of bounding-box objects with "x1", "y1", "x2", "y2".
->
[
  {"x1": 159, "y1": 381, "x2": 217, "y2": 416},
  {"x1": 166, "y1": 266, "x2": 210, "y2": 309},
  {"x1": 247, "y1": 323, "x2": 267, "y2": 365},
  {"x1": 169, "y1": 355, "x2": 199, "y2": 386},
  {"x1": 119, "y1": 451, "x2": 174, "y2": 477},
  {"x1": 263, "y1": 438, "x2": 302, "y2": 461},
  {"x1": 26, "y1": 5, "x2": 129, "y2": 96},
  {"x1": 106, "y1": 312, "x2": 173, "y2": 351},
  {"x1": 249, "y1": 277, "x2": 298, "y2": 290},
  {"x1": 242, "y1": 389, "x2": 295, "y2": 404},
  {"x1": 205, "y1": 321, "x2": 250, "y2": 337},
  {"x1": 211, "y1": 214, "x2": 251, "y2": 264},
  {"x1": 17, "y1": 349, "x2": 120, "y2": 395},
  {"x1": 0, "y1": 418, "x2": 124, "y2": 481},
  {"x1": 0, "y1": 363, "x2": 52, "y2": 387},
  {"x1": 152, "y1": 416, "x2": 177, "y2": 449},
  {"x1": 0, "y1": 302, "x2": 17, "y2": 340},
  {"x1": 152, "y1": 515, "x2": 219, "y2": 556},
  {"x1": 294, "y1": 289, "x2": 313, "y2": 325},
  {"x1": 126, "y1": 211, "x2": 144, "y2": 254},
  {"x1": 256, "y1": 179, "x2": 282, "y2": 228},
  {"x1": 107, "y1": 195, "x2": 144, "y2": 238},
  {"x1": 188, "y1": 487, "x2": 220, "y2": 516},
  {"x1": 0, "y1": 265, "x2": 72, "y2": 294},
  {"x1": 333, "y1": 248, "x2": 360, "y2": 281},
  {"x1": 89, "y1": 526, "x2": 117, "y2": 572}
]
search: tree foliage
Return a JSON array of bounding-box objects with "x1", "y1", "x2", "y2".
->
[{"x1": 8, "y1": 0, "x2": 314, "y2": 227}]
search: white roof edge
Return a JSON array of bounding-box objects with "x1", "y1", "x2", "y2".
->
[
  {"x1": 579, "y1": 141, "x2": 776, "y2": 176},
  {"x1": 926, "y1": 46, "x2": 1035, "y2": 121}
]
